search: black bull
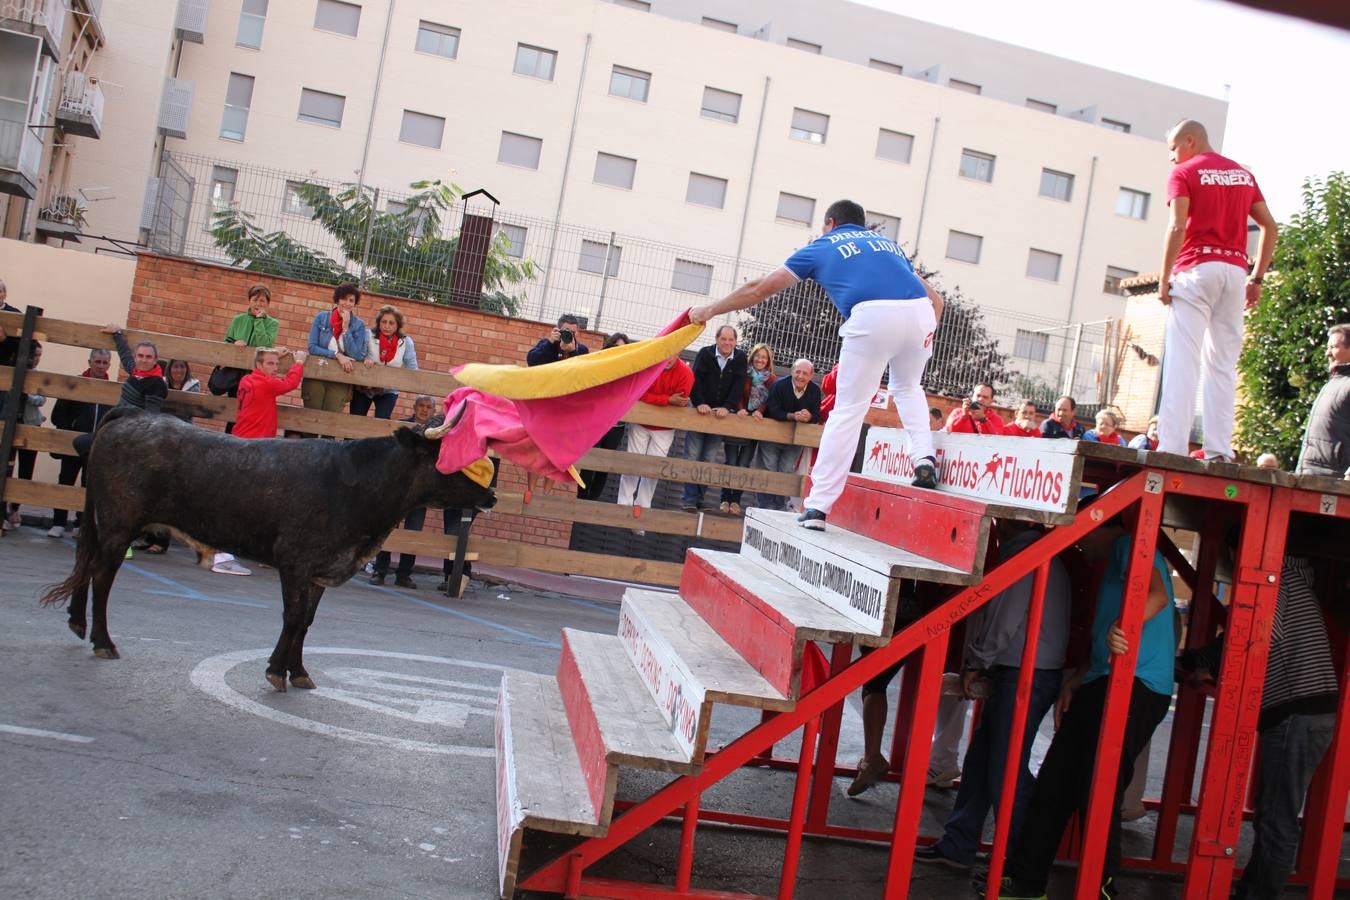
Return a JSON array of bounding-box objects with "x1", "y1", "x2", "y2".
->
[{"x1": 39, "y1": 409, "x2": 495, "y2": 691}]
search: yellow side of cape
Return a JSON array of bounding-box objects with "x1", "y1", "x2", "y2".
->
[{"x1": 453, "y1": 322, "x2": 705, "y2": 400}]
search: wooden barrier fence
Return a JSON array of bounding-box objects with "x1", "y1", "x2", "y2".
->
[{"x1": 2, "y1": 310, "x2": 823, "y2": 587}]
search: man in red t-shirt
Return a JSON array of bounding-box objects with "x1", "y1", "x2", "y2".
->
[
  {"x1": 945, "y1": 382, "x2": 1008, "y2": 436},
  {"x1": 234, "y1": 348, "x2": 306, "y2": 439},
  {"x1": 1156, "y1": 119, "x2": 1277, "y2": 460}
]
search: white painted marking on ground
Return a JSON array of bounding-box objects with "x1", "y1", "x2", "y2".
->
[
  {"x1": 190, "y1": 647, "x2": 509, "y2": 758},
  {"x1": 0, "y1": 723, "x2": 95, "y2": 743}
]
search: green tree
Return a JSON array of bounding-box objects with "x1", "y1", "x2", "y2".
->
[
  {"x1": 1236, "y1": 172, "x2": 1350, "y2": 464},
  {"x1": 210, "y1": 179, "x2": 537, "y2": 316}
]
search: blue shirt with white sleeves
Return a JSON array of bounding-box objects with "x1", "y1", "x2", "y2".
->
[{"x1": 782, "y1": 225, "x2": 928, "y2": 319}]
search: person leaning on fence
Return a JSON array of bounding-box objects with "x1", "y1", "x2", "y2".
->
[
  {"x1": 982, "y1": 512, "x2": 1179, "y2": 900},
  {"x1": 616, "y1": 355, "x2": 693, "y2": 513},
  {"x1": 3, "y1": 340, "x2": 44, "y2": 531},
  {"x1": 1084, "y1": 409, "x2": 1127, "y2": 446},
  {"x1": 720, "y1": 342, "x2": 777, "y2": 515},
  {"x1": 527, "y1": 313, "x2": 590, "y2": 366},
  {"x1": 577, "y1": 333, "x2": 632, "y2": 502},
  {"x1": 0, "y1": 278, "x2": 20, "y2": 363},
  {"x1": 753, "y1": 359, "x2": 820, "y2": 511},
  {"x1": 163, "y1": 360, "x2": 201, "y2": 424},
  {"x1": 946, "y1": 382, "x2": 1008, "y2": 435},
  {"x1": 101, "y1": 324, "x2": 168, "y2": 413},
  {"x1": 234, "y1": 347, "x2": 307, "y2": 439},
  {"x1": 352, "y1": 304, "x2": 419, "y2": 420},
  {"x1": 913, "y1": 520, "x2": 1071, "y2": 868},
  {"x1": 1294, "y1": 323, "x2": 1350, "y2": 480},
  {"x1": 46, "y1": 348, "x2": 112, "y2": 539},
  {"x1": 303, "y1": 282, "x2": 372, "y2": 417},
  {"x1": 211, "y1": 283, "x2": 280, "y2": 404},
  {"x1": 681, "y1": 325, "x2": 748, "y2": 513},
  {"x1": 1039, "y1": 395, "x2": 1085, "y2": 439},
  {"x1": 1128, "y1": 415, "x2": 1159, "y2": 451},
  {"x1": 1005, "y1": 399, "x2": 1041, "y2": 438},
  {"x1": 369, "y1": 394, "x2": 438, "y2": 589}
]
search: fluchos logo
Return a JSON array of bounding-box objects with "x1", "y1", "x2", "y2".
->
[{"x1": 865, "y1": 443, "x2": 1064, "y2": 506}]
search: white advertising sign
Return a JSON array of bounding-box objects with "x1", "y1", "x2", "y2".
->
[{"x1": 617, "y1": 603, "x2": 703, "y2": 759}]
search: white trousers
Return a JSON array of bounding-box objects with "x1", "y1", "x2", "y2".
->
[
  {"x1": 1156, "y1": 262, "x2": 1247, "y2": 458},
  {"x1": 805, "y1": 300, "x2": 936, "y2": 514},
  {"x1": 616, "y1": 424, "x2": 675, "y2": 509}
]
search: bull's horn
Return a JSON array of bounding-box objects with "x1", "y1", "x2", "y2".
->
[{"x1": 424, "y1": 399, "x2": 467, "y2": 440}]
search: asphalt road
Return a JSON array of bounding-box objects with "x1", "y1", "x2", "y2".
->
[{"x1": 2, "y1": 526, "x2": 1340, "y2": 898}]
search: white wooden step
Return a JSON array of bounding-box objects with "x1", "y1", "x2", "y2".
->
[
  {"x1": 741, "y1": 508, "x2": 972, "y2": 636},
  {"x1": 496, "y1": 670, "x2": 603, "y2": 898},
  {"x1": 619, "y1": 589, "x2": 792, "y2": 761}
]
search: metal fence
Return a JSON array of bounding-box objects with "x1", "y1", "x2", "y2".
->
[{"x1": 147, "y1": 151, "x2": 1118, "y2": 409}]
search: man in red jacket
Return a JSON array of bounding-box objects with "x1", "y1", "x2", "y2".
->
[
  {"x1": 945, "y1": 382, "x2": 1008, "y2": 435},
  {"x1": 616, "y1": 355, "x2": 693, "y2": 510},
  {"x1": 233, "y1": 348, "x2": 307, "y2": 440}
]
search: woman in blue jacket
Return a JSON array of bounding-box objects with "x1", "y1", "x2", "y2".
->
[{"x1": 303, "y1": 282, "x2": 373, "y2": 414}]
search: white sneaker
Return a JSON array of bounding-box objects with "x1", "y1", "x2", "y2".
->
[
  {"x1": 47, "y1": 526, "x2": 65, "y2": 539},
  {"x1": 926, "y1": 765, "x2": 962, "y2": 788},
  {"x1": 70, "y1": 527, "x2": 80, "y2": 540},
  {"x1": 211, "y1": 559, "x2": 252, "y2": 576}
]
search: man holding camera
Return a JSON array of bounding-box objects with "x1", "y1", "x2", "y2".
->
[
  {"x1": 945, "y1": 382, "x2": 1009, "y2": 435},
  {"x1": 527, "y1": 314, "x2": 590, "y2": 366}
]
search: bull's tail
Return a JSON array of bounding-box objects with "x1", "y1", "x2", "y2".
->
[{"x1": 39, "y1": 485, "x2": 100, "y2": 609}]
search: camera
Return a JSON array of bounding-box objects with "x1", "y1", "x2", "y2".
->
[
  {"x1": 968, "y1": 400, "x2": 982, "y2": 412},
  {"x1": 559, "y1": 329, "x2": 575, "y2": 345}
]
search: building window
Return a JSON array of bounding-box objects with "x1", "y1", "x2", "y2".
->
[
  {"x1": 1039, "y1": 168, "x2": 1073, "y2": 202},
  {"x1": 579, "y1": 239, "x2": 621, "y2": 276},
  {"x1": 789, "y1": 107, "x2": 828, "y2": 144},
  {"x1": 868, "y1": 213, "x2": 900, "y2": 241},
  {"x1": 609, "y1": 65, "x2": 650, "y2": 102},
  {"x1": 220, "y1": 72, "x2": 254, "y2": 141},
  {"x1": 415, "y1": 21, "x2": 459, "y2": 59},
  {"x1": 672, "y1": 259, "x2": 714, "y2": 294},
  {"x1": 701, "y1": 16, "x2": 736, "y2": 33},
  {"x1": 701, "y1": 86, "x2": 740, "y2": 123},
  {"x1": 949, "y1": 78, "x2": 981, "y2": 95},
  {"x1": 959, "y1": 149, "x2": 995, "y2": 183},
  {"x1": 498, "y1": 223, "x2": 527, "y2": 258},
  {"x1": 498, "y1": 131, "x2": 543, "y2": 169},
  {"x1": 1026, "y1": 248, "x2": 1062, "y2": 281},
  {"x1": 1026, "y1": 98, "x2": 1056, "y2": 114},
  {"x1": 946, "y1": 230, "x2": 982, "y2": 264},
  {"x1": 314, "y1": 0, "x2": 360, "y2": 37},
  {"x1": 776, "y1": 192, "x2": 815, "y2": 225},
  {"x1": 786, "y1": 37, "x2": 821, "y2": 53},
  {"x1": 513, "y1": 43, "x2": 556, "y2": 80},
  {"x1": 205, "y1": 165, "x2": 237, "y2": 229},
  {"x1": 594, "y1": 152, "x2": 636, "y2": 189},
  {"x1": 398, "y1": 109, "x2": 444, "y2": 148},
  {"x1": 283, "y1": 180, "x2": 316, "y2": 217},
  {"x1": 876, "y1": 128, "x2": 914, "y2": 164},
  {"x1": 612, "y1": 0, "x2": 651, "y2": 9},
  {"x1": 1014, "y1": 328, "x2": 1049, "y2": 362},
  {"x1": 236, "y1": 0, "x2": 267, "y2": 49},
  {"x1": 1101, "y1": 117, "x2": 1131, "y2": 133},
  {"x1": 1116, "y1": 187, "x2": 1150, "y2": 220},
  {"x1": 868, "y1": 59, "x2": 902, "y2": 75},
  {"x1": 297, "y1": 88, "x2": 345, "y2": 127},
  {"x1": 686, "y1": 172, "x2": 727, "y2": 209},
  {"x1": 1103, "y1": 265, "x2": 1138, "y2": 295}
]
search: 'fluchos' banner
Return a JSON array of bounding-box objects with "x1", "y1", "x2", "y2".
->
[{"x1": 861, "y1": 428, "x2": 1081, "y2": 514}]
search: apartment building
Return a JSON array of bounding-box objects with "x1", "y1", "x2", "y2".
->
[{"x1": 12, "y1": 0, "x2": 1230, "y2": 359}]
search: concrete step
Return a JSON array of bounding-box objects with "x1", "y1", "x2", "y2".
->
[
  {"x1": 495, "y1": 670, "x2": 604, "y2": 898},
  {"x1": 679, "y1": 548, "x2": 881, "y2": 699},
  {"x1": 740, "y1": 507, "x2": 975, "y2": 636},
  {"x1": 619, "y1": 589, "x2": 792, "y2": 761}
]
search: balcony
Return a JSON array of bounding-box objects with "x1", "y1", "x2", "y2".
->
[
  {"x1": 56, "y1": 72, "x2": 104, "y2": 139},
  {"x1": 35, "y1": 193, "x2": 86, "y2": 243},
  {"x1": 157, "y1": 76, "x2": 194, "y2": 139},
  {"x1": 0, "y1": 0, "x2": 67, "y2": 58},
  {"x1": 175, "y1": 0, "x2": 208, "y2": 43},
  {"x1": 0, "y1": 117, "x2": 42, "y2": 199}
]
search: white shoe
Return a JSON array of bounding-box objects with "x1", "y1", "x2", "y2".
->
[
  {"x1": 926, "y1": 765, "x2": 962, "y2": 788},
  {"x1": 1, "y1": 519, "x2": 11, "y2": 532},
  {"x1": 70, "y1": 527, "x2": 80, "y2": 540},
  {"x1": 211, "y1": 559, "x2": 252, "y2": 576},
  {"x1": 47, "y1": 526, "x2": 65, "y2": 539}
]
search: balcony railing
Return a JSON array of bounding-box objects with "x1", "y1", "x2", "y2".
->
[
  {"x1": 0, "y1": 117, "x2": 42, "y2": 198},
  {"x1": 158, "y1": 77, "x2": 194, "y2": 139},
  {"x1": 0, "y1": 0, "x2": 67, "y2": 57},
  {"x1": 56, "y1": 72, "x2": 104, "y2": 139}
]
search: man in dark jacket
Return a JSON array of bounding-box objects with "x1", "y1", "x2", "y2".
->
[
  {"x1": 1295, "y1": 323, "x2": 1350, "y2": 479},
  {"x1": 754, "y1": 358, "x2": 820, "y2": 510},
  {"x1": 526, "y1": 314, "x2": 590, "y2": 366},
  {"x1": 681, "y1": 325, "x2": 748, "y2": 511},
  {"x1": 46, "y1": 349, "x2": 113, "y2": 538}
]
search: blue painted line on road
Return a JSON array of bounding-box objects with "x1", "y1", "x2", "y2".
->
[
  {"x1": 363, "y1": 582, "x2": 560, "y2": 649},
  {"x1": 123, "y1": 563, "x2": 270, "y2": 609},
  {"x1": 143, "y1": 588, "x2": 271, "y2": 610}
]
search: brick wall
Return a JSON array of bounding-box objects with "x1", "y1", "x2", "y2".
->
[{"x1": 129, "y1": 254, "x2": 604, "y2": 549}]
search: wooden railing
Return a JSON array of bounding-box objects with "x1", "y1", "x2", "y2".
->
[{"x1": 2, "y1": 311, "x2": 823, "y2": 587}]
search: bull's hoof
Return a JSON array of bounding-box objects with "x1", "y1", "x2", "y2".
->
[
  {"x1": 265, "y1": 671, "x2": 288, "y2": 692},
  {"x1": 68, "y1": 620, "x2": 87, "y2": 640},
  {"x1": 92, "y1": 646, "x2": 119, "y2": 660},
  {"x1": 290, "y1": 675, "x2": 317, "y2": 690}
]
